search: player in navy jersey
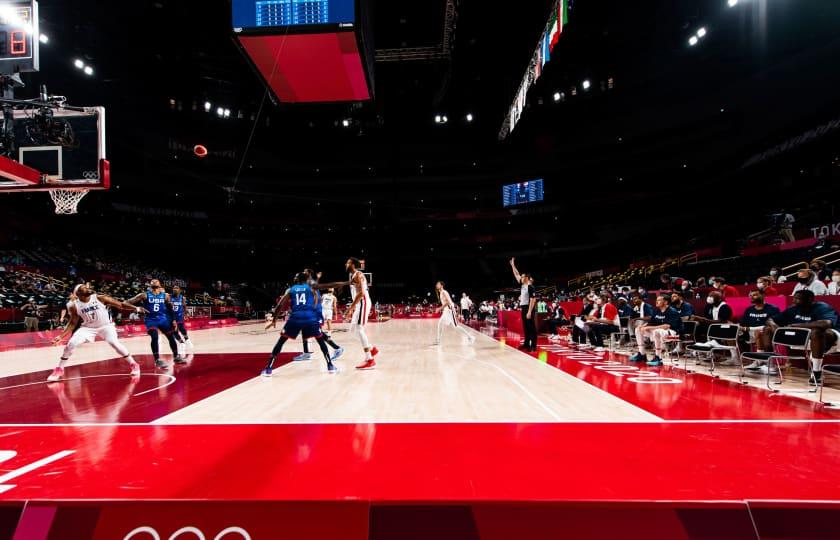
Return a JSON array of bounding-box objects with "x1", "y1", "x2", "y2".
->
[
  {"x1": 295, "y1": 269, "x2": 344, "y2": 362},
  {"x1": 170, "y1": 285, "x2": 194, "y2": 354},
  {"x1": 127, "y1": 279, "x2": 184, "y2": 369},
  {"x1": 262, "y1": 272, "x2": 337, "y2": 376}
]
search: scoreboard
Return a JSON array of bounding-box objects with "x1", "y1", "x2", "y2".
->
[
  {"x1": 503, "y1": 179, "x2": 545, "y2": 207},
  {"x1": 0, "y1": 1, "x2": 39, "y2": 74}
]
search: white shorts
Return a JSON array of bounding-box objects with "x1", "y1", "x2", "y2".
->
[
  {"x1": 322, "y1": 310, "x2": 333, "y2": 322},
  {"x1": 69, "y1": 325, "x2": 118, "y2": 346},
  {"x1": 439, "y1": 307, "x2": 460, "y2": 327},
  {"x1": 350, "y1": 297, "x2": 371, "y2": 331}
]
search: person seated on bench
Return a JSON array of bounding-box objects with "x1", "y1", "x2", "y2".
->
[
  {"x1": 629, "y1": 294, "x2": 683, "y2": 366},
  {"x1": 690, "y1": 290, "x2": 733, "y2": 345},
  {"x1": 740, "y1": 290, "x2": 781, "y2": 372},
  {"x1": 758, "y1": 290, "x2": 839, "y2": 385}
]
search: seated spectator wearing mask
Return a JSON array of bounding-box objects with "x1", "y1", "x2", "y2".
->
[
  {"x1": 740, "y1": 290, "x2": 781, "y2": 369},
  {"x1": 810, "y1": 259, "x2": 831, "y2": 282},
  {"x1": 792, "y1": 269, "x2": 828, "y2": 296},
  {"x1": 755, "y1": 276, "x2": 778, "y2": 296},
  {"x1": 759, "y1": 290, "x2": 839, "y2": 385},
  {"x1": 691, "y1": 290, "x2": 733, "y2": 341},
  {"x1": 629, "y1": 294, "x2": 683, "y2": 366},
  {"x1": 670, "y1": 291, "x2": 695, "y2": 319},
  {"x1": 712, "y1": 277, "x2": 739, "y2": 299},
  {"x1": 547, "y1": 303, "x2": 570, "y2": 341},
  {"x1": 769, "y1": 267, "x2": 786, "y2": 283},
  {"x1": 679, "y1": 280, "x2": 694, "y2": 296},
  {"x1": 585, "y1": 293, "x2": 621, "y2": 352},
  {"x1": 572, "y1": 294, "x2": 597, "y2": 346},
  {"x1": 828, "y1": 270, "x2": 840, "y2": 295}
]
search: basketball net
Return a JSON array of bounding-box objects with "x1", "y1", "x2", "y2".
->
[{"x1": 48, "y1": 188, "x2": 89, "y2": 214}]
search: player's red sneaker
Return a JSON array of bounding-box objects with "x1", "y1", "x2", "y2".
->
[
  {"x1": 370, "y1": 346, "x2": 379, "y2": 357},
  {"x1": 355, "y1": 359, "x2": 376, "y2": 370}
]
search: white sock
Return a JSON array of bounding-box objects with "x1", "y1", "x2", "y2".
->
[
  {"x1": 58, "y1": 358, "x2": 68, "y2": 369},
  {"x1": 812, "y1": 357, "x2": 823, "y2": 372},
  {"x1": 126, "y1": 355, "x2": 137, "y2": 365},
  {"x1": 365, "y1": 349, "x2": 373, "y2": 360}
]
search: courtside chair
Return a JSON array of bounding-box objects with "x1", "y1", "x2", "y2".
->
[
  {"x1": 663, "y1": 320, "x2": 698, "y2": 368},
  {"x1": 609, "y1": 317, "x2": 631, "y2": 353},
  {"x1": 820, "y1": 363, "x2": 840, "y2": 405},
  {"x1": 741, "y1": 327, "x2": 811, "y2": 392},
  {"x1": 686, "y1": 323, "x2": 742, "y2": 379}
]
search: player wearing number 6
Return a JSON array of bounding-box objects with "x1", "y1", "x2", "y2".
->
[
  {"x1": 127, "y1": 279, "x2": 185, "y2": 369},
  {"x1": 47, "y1": 284, "x2": 147, "y2": 383}
]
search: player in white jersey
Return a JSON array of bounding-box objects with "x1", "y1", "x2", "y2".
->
[
  {"x1": 434, "y1": 281, "x2": 476, "y2": 346},
  {"x1": 344, "y1": 257, "x2": 377, "y2": 370},
  {"x1": 321, "y1": 288, "x2": 337, "y2": 332},
  {"x1": 47, "y1": 284, "x2": 148, "y2": 382}
]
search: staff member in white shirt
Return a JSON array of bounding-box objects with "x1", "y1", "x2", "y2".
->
[
  {"x1": 828, "y1": 270, "x2": 840, "y2": 295},
  {"x1": 792, "y1": 269, "x2": 828, "y2": 296},
  {"x1": 510, "y1": 258, "x2": 537, "y2": 352}
]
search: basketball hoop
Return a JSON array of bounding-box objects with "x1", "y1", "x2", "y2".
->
[{"x1": 48, "y1": 187, "x2": 89, "y2": 214}]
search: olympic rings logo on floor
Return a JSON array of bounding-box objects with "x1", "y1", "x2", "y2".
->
[{"x1": 123, "y1": 526, "x2": 251, "y2": 540}]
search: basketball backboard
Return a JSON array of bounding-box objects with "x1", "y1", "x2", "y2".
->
[{"x1": 0, "y1": 106, "x2": 108, "y2": 192}]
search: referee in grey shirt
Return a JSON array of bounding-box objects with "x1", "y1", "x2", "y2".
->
[{"x1": 510, "y1": 258, "x2": 537, "y2": 351}]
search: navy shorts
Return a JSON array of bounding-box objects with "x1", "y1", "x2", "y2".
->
[
  {"x1": 145, "y1": 317, "x2": 174, "y2": 332},
  {"x1": 283, "y1": 317, "x2": 323, "y2": 340}
]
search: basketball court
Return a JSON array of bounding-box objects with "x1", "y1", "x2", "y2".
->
[
  {"x1": 2, "y1": 0, "x2": 840, "y2": 538},
  {"x1": 1, "y1": 319, "x2": 840, "y2": 539}
]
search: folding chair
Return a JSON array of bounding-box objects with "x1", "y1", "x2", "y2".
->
[
  {"x1": 609, "y1": 317, "x2": 630, "y2": 352},
  {"x1": 741, "y1": 327, "x2": 811, "y2": 392},
  {"x1": 663, "y1": 320, "x2": 698, "y2": 367},
  {"x1": 821, "y1": 362, "x2": 840, "y2": 405},
  {"x1": 685, "y1": 323, "x2": 741, "y2": 379}
]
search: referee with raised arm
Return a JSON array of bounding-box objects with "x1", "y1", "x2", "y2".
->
[{"x1": 510, "y1": 258, "x2": 537, "y2": 352}]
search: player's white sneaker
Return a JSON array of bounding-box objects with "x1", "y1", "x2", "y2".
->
[
  {"x1": 186, "y1": 339, "x2": 194, "y2": 349},
  {"x1": 294, "y1": 353, "x2": 312, "y2": 362},
  {"x1": 129, "y1": 363, "x2": 141, "y2": 377},
  {"x1": 177, "y1": 342, "x2": 186, "y2": 356},
  {"x1": 46, "y1": 367, "x2": 64, "y2": 382}
]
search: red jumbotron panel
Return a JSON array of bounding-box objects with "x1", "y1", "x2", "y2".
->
[{"x1": 238, "y1": 32, "x2": 370, "y2": 103}]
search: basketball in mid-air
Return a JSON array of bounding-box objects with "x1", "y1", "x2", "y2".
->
[{"x1": 194, "y1": 144, "x2": 208, "y2": 158}]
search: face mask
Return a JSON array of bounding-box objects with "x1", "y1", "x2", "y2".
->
[
  {"x1": 811, "y1": 266, "x2": 820, "y2": 272},
  {"x1": 770, "y1": 270, "x2": 778, "y2": 276},
  {"x1": 682, "y1": 284, "x2": 689, "y2": 290},
  {"x1": 638, "y1": 288, "x2": 645, "y2": 294},
  {"x1": 706, "y1": 296, "x2": 715, "y2": 304},
  {"x1": 756, "y1": 282, "x2": 765, "y2": 290},
  {"x1": 797, "y1": 276, "x2": 810, "y2": 284},
  {"x1": 833, "y1": 276, "x2": 840, "y2": 284}
]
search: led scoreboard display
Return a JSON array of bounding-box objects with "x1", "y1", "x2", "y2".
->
[
  {"x1": 503, "y1": 179, "x2": 545, "y2": 208},
  {"x1": 0, "y1": 1, "x2": 39, "y2": 74}
]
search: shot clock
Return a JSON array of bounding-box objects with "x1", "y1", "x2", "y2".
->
[{"x1": 0, "y1": 1, "x2": 39, "y2": 75}]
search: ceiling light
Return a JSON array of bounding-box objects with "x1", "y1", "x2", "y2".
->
[
  {"x1": 434, "y1": 115, "x2": 442, "y2": 123},
  {"x1": 224, "y1": 109, "x2": 231, "y2": 118},
  {"x1": 73, "y1": 59, "x2": 84, "y2": 69},
  {"x1": 216, "y1": 107, "x2": 224, "y2": 117},
  {"x1": 204, "y1": 101, "x2": 211, "y2": 112},
  {"x1": 553, "y1": 92, "x2": 561, "y2": 102},
  {"x1": 466, "y1": 113, "x2": 473, "y2": 122},
  {"x1": 688, "y1": 36, "x2": 699, "y2": 46},
  {"x1": 39, "y1": 34, "x2": 48, "y2": 44},
  {"x1": 696, "y1": 27, "x2": 707, "y2": 38},
  {"x1": 83, "y1": 66, "x2": 94, "y2": 76},
  {"x1": 582, "y1": 79, "x2": 591, "y2": 90},
  {"x1": 442, "y1": 115, "x2": 448, "y2": 123},
  {"x1": 727, "y1": 0, "x2": 738, "y2": 7},
  {"x1": 342, "y1": 119, "x2": 350, "y2": 127}
]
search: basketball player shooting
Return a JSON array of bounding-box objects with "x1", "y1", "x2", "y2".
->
[{"x1": 48, "y1": 284, "x2": 148, "y2": 382}]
